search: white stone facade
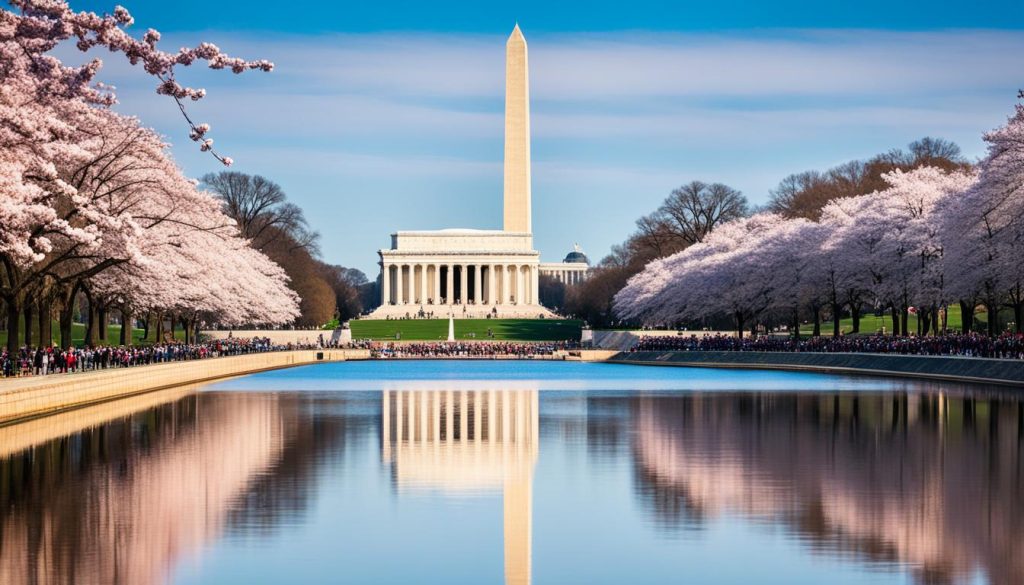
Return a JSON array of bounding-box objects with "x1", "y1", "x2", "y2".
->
[
  {"x1": 539, "y1": 262, "x2": 588, "y2": 286},
  {"x1": 369, "y1": 26, "x2": 555, "y2": 319}
]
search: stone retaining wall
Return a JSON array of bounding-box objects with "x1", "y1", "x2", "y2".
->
[
  {"x1": 609, "y1": 351, "x2": 1024, "y2": 387},
  {"x1": 0, "y1": 349, "x2": 369, "y2": 424}
]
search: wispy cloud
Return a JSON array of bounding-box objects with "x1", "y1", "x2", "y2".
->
[{"x1": 85, "y1": 29, "x2": 1021, "y2": 271}]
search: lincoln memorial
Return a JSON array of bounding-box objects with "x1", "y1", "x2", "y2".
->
[{"x1": 371, "y1": 26, "x2": 581, "y2": 319}]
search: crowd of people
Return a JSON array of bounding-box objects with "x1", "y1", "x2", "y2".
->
[
  {"x1": 632, "y1": 333, "x2": 1024, "y2": 360},
  {"x1": 0, "y1": 337, "x2": 306, "y2": 378},
  {"x1": 371, "y1": 341, "x2": 579, "y2": 359}
]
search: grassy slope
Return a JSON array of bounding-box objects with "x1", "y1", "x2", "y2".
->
[{"x1": 350, "y1": 318, "x2": 582, "y2": 341}]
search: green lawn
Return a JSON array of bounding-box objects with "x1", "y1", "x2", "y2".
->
[
  {"x1": 1, "y1": 318, "x2": 184, "y2": 348},
  {"x1": 796, "y1": 305, "x2": 1013, "y2": 336},
  {"x1": 350, "y1": 318, "x2": 582, "y2": 341}
]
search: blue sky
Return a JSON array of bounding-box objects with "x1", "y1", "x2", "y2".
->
[{"x1": 74, "y1": 1, "x2": 1024, "y2": 275}]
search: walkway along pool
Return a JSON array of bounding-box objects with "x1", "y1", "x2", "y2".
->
[{"x1": 1, "y1": 360, "x2": 1020, "y2": 585}]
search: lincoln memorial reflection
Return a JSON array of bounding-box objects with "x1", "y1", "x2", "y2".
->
[
  {"x1": 2, "y1": 381, "x2": 1022, "y2": 585},
  {"x1": 381, "y1": 389, "x2": 538, "y2": 585}
]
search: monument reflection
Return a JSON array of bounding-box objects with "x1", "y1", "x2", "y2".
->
[
  {"x1": 1, "y1": 379, "x2": 1022, "y2": 585},
  {"x1": 382, "y1": 389, "x2": 538, "y2": 585}
]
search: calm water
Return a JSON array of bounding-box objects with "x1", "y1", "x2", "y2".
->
[{"x1": 2, "y1": 361, "x2": 1021, "y2": 585}]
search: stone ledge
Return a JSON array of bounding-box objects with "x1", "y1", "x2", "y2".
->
[
  {"x1": 0, "y1": 349, "x2": 369, "y2": 425},
  {"x1": 608, "y1": 351, "x2": 1024, "y2": 387}
]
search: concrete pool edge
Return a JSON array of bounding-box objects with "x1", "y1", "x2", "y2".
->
[
  {"x1": 608, "y1": 351, "x2": 1024, "y2": 388},
  {"x1": 0, "y1": 349, "x2": 370, "y2": 425}
]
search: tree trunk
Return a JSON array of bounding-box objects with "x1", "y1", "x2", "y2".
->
[
  {"x1": 919, "y1": 310, "x2": 929, "y2": 336},
  {"x1": 59, "y1": 304, "x2": 74, "y2": 349},
  {"x1": 98, "y1": 304, "x2": 108, "y2": 342},
  {"x1": 832, "y1": 302, "x2": 842, "y2": 337},
  {"x1": 986, "y1": 303, "x2": 997, "y2": 336},
  {"x1": 142, "y1": 311, "x2": 151, "y2": 341},
  {"x1": 850, "y1": 303, "x2": 861, "y2": 334},
  {"x1": 155, "y1": 312, "x2": 164, "y2": 343},
  {"x1": 86, "y1": 302, "x2": 99, "y2": 347},
  {"x1": 812, "y1": 304, "x2": 821, "y2": 337},
  {"x1": 933, "y1": 307, "x2": 941, "y2": 336},
  {"x1": 182, "y1": 317, "x2": 191, "y2": 344},
  {"x1": 38, "y1": 298, "x2": 52, "y2": 348},
  {"x1": 735, "y1": 312, "x2": 745, "y2": 339},
  {"x1": 1014, "y1": 303, "x2": 1023, "y2": 334},
  {"x1": 5, "y1": 299, "x2": 19, "y2": 353},
  {"x1": 23, "y1": 303, "x2": 34, "y2": 348},
  {"x1": 792, "y1": 308, "x2": 801, "y2": 341},
  {"x1": 120, "y1": 307, "x2": 133, "y2": 346},
  {"x1": 891, "y1": 305, "x2": 900, "y2": 336},
  {"x1": 959, "y1": 300, "x2": 974, "y2": 333},
  {"x1": 901, "y1": 305, "x2": 909, "y2": 337}
]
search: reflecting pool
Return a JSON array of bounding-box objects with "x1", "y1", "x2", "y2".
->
[{"x1": 1, "y1": 361, "x2": 1021, "y2": 585}]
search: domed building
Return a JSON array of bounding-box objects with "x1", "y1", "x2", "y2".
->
[{"x1": 539, "y1": 243, "x2": 590, "y2": 286}]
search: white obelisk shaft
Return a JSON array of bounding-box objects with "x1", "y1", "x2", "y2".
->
[{"x1": 503, "y1": 25, "x2": 531, "y2": 234}]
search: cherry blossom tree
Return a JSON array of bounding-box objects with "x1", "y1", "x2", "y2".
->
[
  {"x1": 1, "y1": 1, "x2": 290, "y2": 350},
  {"x1": 942, "y1": 99, "x2": 1024, "y2": 334},
  {"x1": 616, "y1": 170, "x2": 976, "y2": 338}
]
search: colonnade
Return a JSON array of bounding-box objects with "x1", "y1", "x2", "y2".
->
[
  {"x1": 544, "y1": 268, "x2": 586, "y2": 286},
  {"x1": 380, "y1": 262, "x2": 539, "y2": 306}
]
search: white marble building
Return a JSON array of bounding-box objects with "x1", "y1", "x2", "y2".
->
[
  {"x1": 370, "y1": 25, "x2": 560, "y2": 319},
  {"x1": 539, "y1": 244, "x2": 590, "y2": 287}
]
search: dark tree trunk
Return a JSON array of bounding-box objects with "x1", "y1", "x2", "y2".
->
[
  {"x1": 1014, "y1": 303, "x2": 1023, "y2": 334},
  {"x1": 932, "y1": 307, "x2": 941, "y2": 335},
  {"x1": 23, "y1": 303, "x2": 34, "y2": 348},
  {"x1": 38, "y1": 298, "x2": 51, "y2": 347},
  {"x1": 120, "y1": 307, "x2": 133, "y2": 346},
  {"x1": 735, "y1": 312, "x2": 745, "y2": 339},
  {"x1": 901, "y1": 305, "x2": 909, "y2": 337},
  {"x1": 98, "y1": 304, "x2": 108, "y2": 342},
  {"x1": 986, "y1": 303, "x2": 997, "y2": 336},
  {"x1": 86, "y1": 302, "x2": 99, "y2": 347},
  {"x1": 959, "y1": 300, "x2": 974, "y2": 333},
  {"x1": 59, "y1": 306, "x2": 74, "y2": 349},
  {"x1": 920, "y1": 310, "x2": 929, "y2": 336},
  {"x1": 155, "y1": 312, "x2": 164, "y2": 343},
  {"x1": 832, "y1": 302, "x2": 842, "y2": 337},
  {"x1": 182, "y1": 317, "x2": 191, "y2": 344},
  {"x1": 142, "y1": 311, "x2": 151, "y2": 341},
  {"x1": 812, "y1": 304, "x2": 821, "y2": 337},
  {"x1": 5, "y1": 299, "x2": 19, "y2": 353},
  {"x1": 792, "y1": 308, "x2": 801, "y2": 340},
  {"x1": 850, "y1": 303, "x2": 861, "y2": 334}
]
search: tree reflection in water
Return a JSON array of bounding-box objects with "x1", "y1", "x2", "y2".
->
[
  {"x1": 632, "y1": 392, "x2": 1024, "y2": 585},
  {"x1": 0, "y1": 380, "x2": 1021, "y2": 585}
]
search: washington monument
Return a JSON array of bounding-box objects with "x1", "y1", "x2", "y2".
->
[{"x1": 503, "y1": 24, "x2": 531, "y2": 234}]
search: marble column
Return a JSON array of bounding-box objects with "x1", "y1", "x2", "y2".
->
[
  {"x1": 502, "y1": 265, "x2": 511, "y2": 304},
  {"x1": 460, "y1": 264, "x2": 469, "y2": 305},
  {"x1": 534, "y1": 266, "x2": 540, "y2": 304},
  {"x1": 396, "y1": 264, "x2": 404, "y2": 304},
  {"x1": 446, "y1": 264, "x2": 454, "y2": 306},
  {"x1": 381, "y1": 263, "x2": 391, "y2": 305},
  {"x1": 487, "y1": 265, "x2": 495, "y2": 304},
  {"x1": 515, "y1": 266, "x2": 523, "y2": 305},
  {"x1": 473, "y1": 265, "x2": 482, "y2": 305},
  {"x1": 432, "y1": 264, "x2": 440, "y2": 305},
  {"x1": 419, "y1": 263, "x2": 427, "y2": 304}
]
